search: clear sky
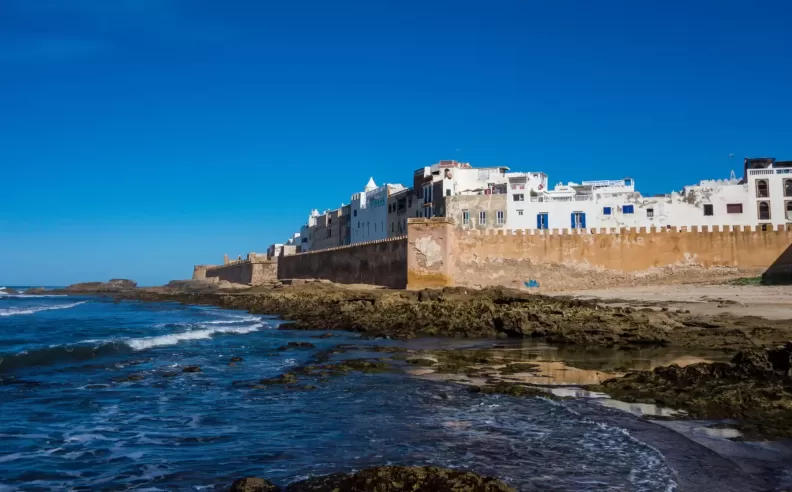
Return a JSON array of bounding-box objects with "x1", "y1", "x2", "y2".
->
[{"x1": 2, "y1": 0, "x2": 791, "y2": 286}]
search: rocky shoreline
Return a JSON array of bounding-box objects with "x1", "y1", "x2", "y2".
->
[
  {"x1": 230, "y1": 466, "x2": 515, "y2": 492},
  {"x1": 28, "y1": 280, "x2": 792, "y2": 441}
]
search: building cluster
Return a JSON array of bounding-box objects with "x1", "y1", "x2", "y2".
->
[{"x1": 270, "y1": 157, "x2": 792, "y2": 254}]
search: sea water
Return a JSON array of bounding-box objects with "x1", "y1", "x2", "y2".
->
[{"x1": 0, "y1": 289, "x2": 778, "y2": 491}]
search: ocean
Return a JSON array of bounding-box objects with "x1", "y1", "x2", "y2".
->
[{"x1": 0, "y1": 288, "x2": 783, "y2": 491}]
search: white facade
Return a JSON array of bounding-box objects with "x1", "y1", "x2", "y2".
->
[
  {"x1": 505, "y1": 173, "x2": 754, "y2": 231},
  {"x1": 350, "y1": 178, "x2": 405, "y2": 244},
  {"x1": 745, "y1": 158, "x2": 792, "y2": 228}
]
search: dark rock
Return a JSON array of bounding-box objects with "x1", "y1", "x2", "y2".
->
[
  {"x1": 230, "y1": 356, "x2": 244, "y2": 363},
  {"x1": 160, "y1": 371, "x2": 179, "y2": 378},
  {"x1": 313, "y1": 333, "x2": 334, "y2": 339},
  {"x1": 259, "y1": 373, "x2": 299, "y2": 385},
  {"x1": 284, "y1": 465, "x2": 514, "y2": 492},
  {"x1": 594, "y1": 343, "x2": 792, "y2": 439},
  {"x1": 1, "y1": 287, "x2": 19, "y2": 295},
  {"x1": 230, "y1": 477, "x2": 280, "y2": 492},
  {"x1": 182, "y1": 366, "x2": 201, "y2": 373},
  {"x1": 468, "y1": 382, "x2": 547, "y2": 398},
  {"x1": 278, "y1": 342, "x2": 316, "y2": 351}
]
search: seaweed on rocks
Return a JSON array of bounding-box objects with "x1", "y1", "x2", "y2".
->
[
  {"x1": 230, "y1": 466, "x2": 515, "y2": 492},
  {"x1": 593, "y1": 342, "x2": 792, "y2": 439}
]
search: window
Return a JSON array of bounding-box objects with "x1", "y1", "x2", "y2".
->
[
  {"x1": 462, "y1": 210, "x2": 470, "y2": 225},
  {"x1": 759, "y1": 201, "x2": 771, "y2": 221},
  {"x1": 354, "y1": 210, "x2": 357, "y2": 217},
  {"x1": 703, "y1": 204, "x2": 713, "y2": 216},
  {"x1": 517, "y1": 209, "x2": 524, "y2": 216},
  {"x1": 497, "y1": 210, "x2": 505, "y2": 225},
  {"x1": 726, "y1": 203, "x2": 743, "y2": 214},
  {"x1": 537, "y1": 213, "x2": 549, "y2": 230},
  {"x1": 646, "y1": 208, "x2": 654, "y2": 218},
  {"x1": 786, "y1": 180, "x2": 792, "y2": 197},
  {"x1": 327, "y1": 229, "x2": 332, "y2": 238},
  {"x1": 622, "y1": 205, "x2": 634, "y2": 214},
  {"x1": 479, "y1": 211, "x2": 487, "y2": 226},
  {"x1": 446, "y1": 189, "x2": 451, "y2": 197},
  {"x1": 757, "y1": 179, "x2": 769, "y2": 198},
  {"x1": 391, "y1": 222, "x2": 394, "y2": 233},
  {"x1": 603, "y1": 206, "x2": 612, "y2": 215},
  {"x1": 408, "y1": 198, "x2": 412, "y2": 208},
  {"x1": 571, "y1": 212, "x2": 586, "y2": 229},
  {"x1": 513, "y1": 194, "x2": 525, "y2": 202},
  {"x1": 787, "y1": 201, "x2": 792, "y2": 221},
  {"x1": 357, "y1": 221, "x2": 360, "y2": 228}
]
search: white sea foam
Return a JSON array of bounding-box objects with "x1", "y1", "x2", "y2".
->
[
  {"x1": 0, "y1": 301, "x2": 87, "y2": 317},
  {"x1": 199, "y1": 316, "x2": 260, "y2": 325},
  {"x1": 125, "y1": 322, "x2": 266, "y2": 350}
]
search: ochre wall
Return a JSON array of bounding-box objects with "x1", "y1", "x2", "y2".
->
[
  {"x1": 452, "y1": 225, "x2": 792, "y2": 291},
  {"x1": 205, "y1": 261, "x2": 277, "y2": 286},
  {"x1": 407, "y1": 218, "x2": 456, "y2": 289},
  {"x1": 277, "y1": 237, "x2": 407, "y2": 288}
]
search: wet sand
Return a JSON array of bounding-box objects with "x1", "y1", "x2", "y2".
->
[{"x1": 553, "y1": 284, "x2": 792, "y2": 320}]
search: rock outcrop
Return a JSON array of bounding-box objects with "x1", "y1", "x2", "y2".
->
[
  {"x1": 230, "y1": 466, "x2": 515, "y2": 492},
  {"x1": 594, "y1": 342, "x2": 792, "y2": 439},
  {"x1": 126, "y1": 284, "x2": 792, "y2": 350}
]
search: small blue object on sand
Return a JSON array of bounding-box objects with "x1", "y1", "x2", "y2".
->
[{"x1": 524, "y1": 280, "x2": 540, "y2": 288}]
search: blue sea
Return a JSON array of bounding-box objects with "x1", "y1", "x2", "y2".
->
[{"x1": 0, "y1": 288, "x2": 786, "y2": 491}]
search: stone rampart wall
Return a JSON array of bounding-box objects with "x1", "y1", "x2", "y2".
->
[
  {"x1": 452, "y1": 224, "x2": 792, "y2": 291},
  {"x1": 277, "y1": 237, "x2": 407, "y2": 289},
  {"x1": 205, "y1": 260, "x2": 277, "y2": 286}
]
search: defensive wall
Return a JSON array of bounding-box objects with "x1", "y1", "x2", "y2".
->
[
  {"x1": 194, "y1": 219, "x2": 792, "y2": 290},
  {"x1": 199, "y1": 258, "x2": 277, "y2": 286},
  {"x1": 277, "y1": 236, "x2": 408, "y2": 289}
]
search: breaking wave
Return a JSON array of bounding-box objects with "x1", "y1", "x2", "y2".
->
[
  {"x1": 0, "y1": 320, "x2": 268, "y2": 372},
  {"x1": 0, "y1": 301, "x2": 87, "y2": 317},
  {"x1": 125, "y1": 322, "x2": 267, "y2": 350}
]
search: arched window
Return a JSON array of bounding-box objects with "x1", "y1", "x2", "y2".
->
[
  {"x1": 757, "y1": 179, "x2": 769, "y2": 198},
  {"x1": 786, "y1": 201, "x2": 792, "y2": 221},
  {"x1": 785, "y1": 180, "x2": 792, "y2": 197},
  {"x1": 759, "y1": 201, "x2": 771, "y2": 221}
]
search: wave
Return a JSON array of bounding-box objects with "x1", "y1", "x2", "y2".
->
[
  {"x1": 0, "y1": 301, "x2": 87, "y2": 317},
  {"x1": 125, "y1": 322, "x2": 266, "y2": 350},
  {"x1": 0, "y1": 321, "x2": 269, "y2": 372}
]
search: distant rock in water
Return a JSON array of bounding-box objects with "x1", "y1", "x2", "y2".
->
[
  {"x1": 0, "y1": 287, "x2": 19, "y2": 295},
  {"x1": 230, "y1": 466, "x2": 515, "y2": 492},
  {"x1": 59, "y1": 279, "x2": 138, "y2": 294}
]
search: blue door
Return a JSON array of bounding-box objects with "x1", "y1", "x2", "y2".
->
[
  {"x1": 537, "y1": 213, "x2": 548, "y2": 230},
  {"x1": 571, "y1": 212, "x2": 586, "y2": 229}
]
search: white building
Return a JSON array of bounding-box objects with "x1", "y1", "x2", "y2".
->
[
  {"x1": 412, "y1": 160, "x2": 511, "y2": 219},
  {"x1": 502, "y1": 172, "x2": 757, "y2": 231},
  {"x1": 745, "y1": 157, "x2": 792, "y2": 228},
  {"x1": 350, "y1": 177, "x2": 405, "y2": 244}
]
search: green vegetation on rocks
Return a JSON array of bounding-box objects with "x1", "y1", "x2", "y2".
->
[
  {"x1": 230, "y1": 466, "x2": 515, "y2": 492},
  {"x1": 593, "y1": 343, "x2": 792, "y2": 439}
]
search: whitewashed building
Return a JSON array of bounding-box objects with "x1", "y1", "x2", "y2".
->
[
  {"x1": 745, "y1": 157, "x2": 792, "y2": 228},
  {"x1": 350, "y1": 178, "x2": 405, "y2": 244}
]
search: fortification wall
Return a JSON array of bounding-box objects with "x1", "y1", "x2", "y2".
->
[
  {"x1": 451, "y1": 225, "x2": 792, "y2": 291},
  {"x1": 192, "y1": 265, "x2": 215, "y2": 280},
  {"x1": 205, "y1": 260, "x2": 277, "y2": 286},
  {"x1": 277, "y1": 237, "x2": 407, "y2": 288}
]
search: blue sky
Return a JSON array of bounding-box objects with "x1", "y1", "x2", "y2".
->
[{"x1": 2, "y1": 0, "x2": 791, "y2": 286}]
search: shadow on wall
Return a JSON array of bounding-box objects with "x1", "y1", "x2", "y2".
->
[{"x1": 763, "y1": 242, "x2": 792, "y2": 284}]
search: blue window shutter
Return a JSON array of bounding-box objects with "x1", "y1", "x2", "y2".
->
[
  {"x1": 570, "y1": 213, "x2": 575, "y2": 228},
  {"x1": 581, "y1": 213, "x2": 586, "y2": 228},
  {"x1": 537, "y1": 214, "x2": 542, "y2": 229}
]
